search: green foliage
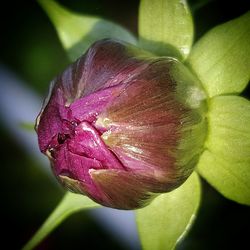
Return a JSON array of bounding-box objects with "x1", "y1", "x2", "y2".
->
[
  {"x1": 198, "y1": 96, "x2": 250, "y2": 205},
  {"x1": 38, "y1": 0, "x2": 137, "y2": 61},
  {"x1": 22, "y1": 192, "x2": 99, "y2": 250},
  {"x1": 138, "y1": 0, "x2": 194, "y2": 59},
  {"x1": 136, "y1": 173, "x2": 201, "y2": 250},
  {"x1": 188, "y1": 12, "x2": 250, "y2": 97},
  {"x1": 22, "y1": 1, "x2": 250, "y2": 249}
]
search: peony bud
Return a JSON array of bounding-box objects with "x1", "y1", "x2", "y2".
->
[{"x1": 36, "y1": 39, "x2": 207, "y2": 209}]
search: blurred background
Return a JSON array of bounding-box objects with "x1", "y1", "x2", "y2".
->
[{"x1": 0, "y1": 0, "x2": 249, "y2": 249}]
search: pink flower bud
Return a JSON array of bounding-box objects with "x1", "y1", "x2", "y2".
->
[{"x1": 36, "y1": 39, "x2": 207, "y2": 209}]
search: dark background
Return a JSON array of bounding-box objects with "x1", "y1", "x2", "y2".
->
[{"x1": 0, "y1": 0, "x2": 249, "y2": 249}]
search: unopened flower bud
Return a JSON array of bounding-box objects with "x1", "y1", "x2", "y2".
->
[{"x1": 36, "y1": 39, "x2": 207, "y2": 209}]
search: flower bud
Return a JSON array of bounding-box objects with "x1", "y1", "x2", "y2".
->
[{"x1": 36, "y1": 39, "x2": 207, "y2": 209}]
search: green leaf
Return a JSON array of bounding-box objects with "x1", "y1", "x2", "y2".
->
[
  {"x1": 22, "y1": 192, "x2": 99, "y2": 250},
  {"x1": 138, "y1": 0, "x2": 194, "y2": 59},
  {"x1": 187, "y1": 12, "x2": 250, "y2": 97},
  {"x1": 198, "y1": 96, "x2": 250, "y2": 205},
  {"x1": 38, "y1": 0, "x2": 137, "y2": 61},
  {"x1": 136, "y1": 172, "x2": 201, "y2": 250}
]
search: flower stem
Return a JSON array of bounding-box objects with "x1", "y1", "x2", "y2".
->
[{"x1": 22, "y1": 192, "x2": 99, "y2": 250}]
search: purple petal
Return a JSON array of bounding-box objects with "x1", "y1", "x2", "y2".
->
[
  {"x1": 36, "y1": 39, "x2": 207, "y2": 209},
  {"x1": 96, "y1": 59, "x2": 197, "y2": 185}
]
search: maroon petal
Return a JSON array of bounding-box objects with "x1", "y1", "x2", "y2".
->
[
  {"x1": 55, "y1": 39, "x2": 151, "y2": 103},
  {"x1": 96, "y1": 58, "x2": 205, "y2": 187},
  {"x1": 36, "y1": 39, "x2": 207, "y2": 209},
  {"x1": 90, "y1": 169, "x2": 155, "y2": 209}
]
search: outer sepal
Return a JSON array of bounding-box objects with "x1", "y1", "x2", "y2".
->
[
  {"x1": 139, "y1": 0, "x2": 194, "y2": 60},
  {"x1": 38, "y1": 0, "x2": 137, "y2": 61},
  {"x1": 188, "y1": 12, "x2": 250, "y2": 97},
  {"x1": 136, "y1": 172, "x2": 201, "y2": 250},
  {"x1": 198, "y1": 96, "x2": 250, "y2": 205}
]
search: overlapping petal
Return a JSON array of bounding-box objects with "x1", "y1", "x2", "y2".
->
[{"x1": 36, "y1": 39, "x2": 207, "y2": 209}]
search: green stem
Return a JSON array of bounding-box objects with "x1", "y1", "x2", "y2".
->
[
  {"x1": 22, "y1": 192, "x2": 99, "y2": 250},
  {"x1": 19, "y1": 122, "x2": 35, "y2": 131}
]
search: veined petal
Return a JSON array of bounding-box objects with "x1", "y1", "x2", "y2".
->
[
  {"x1": 97, "y1": 58, "x2": 207, "y2": 187},
  {"x1": 55, "y1": 39, "x2": 151, "y2": 103},
  {"x1": 90, "y1": 169, "x2": 155, "y2": 209},
  {"x1": 36, "y1": 39, "x2": 207, "y2": 209}
]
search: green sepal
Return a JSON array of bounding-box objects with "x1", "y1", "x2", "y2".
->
[
  {"x1": 38, "y1": 0, "x2": 137, "y2": 61},
  {"x1": 136, "y1": 172, "x2": 201, "y2": 250},
  {"x1": 188, "y1": 12, "x2": 250, "y2": 97},
  {"x1": 198, "y1": 96, "x2": 250, "y2": 205},
  {"x1": 138, "y1": 0, "x2": 193, "y2": 59}
]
